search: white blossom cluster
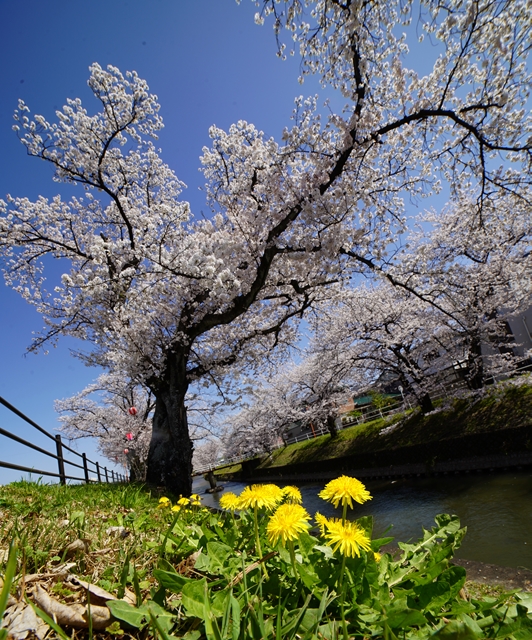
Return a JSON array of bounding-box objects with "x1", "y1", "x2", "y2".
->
[{"x1": 0, "y1": 0, "x2": 530, "y2": 492}]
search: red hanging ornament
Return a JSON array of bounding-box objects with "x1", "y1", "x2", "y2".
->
[
  {"x1": 123, "y1": 448, "x2": 129, "y2": 455},
  {"x1": 126, "y1": 432, "x2": 134, "y2": 441},
  {"x1": 128, "y1": 407, "x2": 137, "y2": 416}
]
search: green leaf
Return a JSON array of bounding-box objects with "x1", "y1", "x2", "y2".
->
[
  {"x1": 412, "y1": 580, "x2": 452, "y2": 612},
  {"x1": 356, "y1": 515, "x2": 373, "y2": 539},
  {"x1": 143, "y1": 601, "x2": 175, "y2": 634},
  {"x1": 153, "y1": 569, "x2": 193, "y2": 593},
  {"x1": 313, "y1": 545, "x2": 334, "y2": 559},
  {"x1": 106, "y1": 600, "x2": 148, "y2": 629},
  {"x1": 384, "y1": 599, "x2": 428, "y2": 629},
  {"x1": 297, "y1": 532, "x2": 318, "y2": 557},
  {"x1": 0, "y1": 542, "x2": 17, "y2": 620},
  {"x1": 181, "y1": 578, "x2": 208, "y2": 618},
  {"x1": 206, "y1": 541, "x2": 233, "y2": 573},
  {"x1": 431, "y1": 619, "x2": 482, "y2": 639}
]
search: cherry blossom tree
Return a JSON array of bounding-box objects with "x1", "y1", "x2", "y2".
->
[
  {"x1": 55, "y1": 373, "x2": 155, "y2": 482},
  {"x1": 308, "y1": 283, "x2": 451, "y2": 412},
  {"x1": 1, "y1": 0, "x2": 531, "y2": 494},
  {"x1": 387, "y1": 191, "x2": 532, "y2": 388}
]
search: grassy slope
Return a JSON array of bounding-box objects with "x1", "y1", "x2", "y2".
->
[{"x1": 258, "y1": 379, "x2": 532, "y2": 470}]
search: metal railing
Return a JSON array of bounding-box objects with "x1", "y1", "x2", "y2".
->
[
  {"x1": 0, "y1": 395, "x2": 126, "y2": 485},
  {"x1": 203, "y1": 366, "x2": 532, "y2": 469}
]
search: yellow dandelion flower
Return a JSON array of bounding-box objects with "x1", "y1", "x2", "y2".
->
[
  {"x1": 318, "y1": 475, "x2": 372, "y2": 509},
  {"x1": 314, "y1": 512, "x2": 330, "y2": 535},
  {"x1": 282, "y1": 486, "x2": 302, "y2": 504},
  {"x1": 171, "y1": 504, "x2": 182, "y2": 512},
  {"x1": 158, "y1": 496, "x2": 171, "y2": 508},
  {"x1": 266, "y1": 503, "x2": 311, "y2": 546},
  {"x1": 190, "y1": 493, "x2": 202, "y2": 505},
  {"x1": 238, "y1": 484, "x2": 283, "y2": 511},
  {"x1": 373, "y1": 551, "x2": 381, "y2": 562},
  {"x1": 324, "y1": 520, "x2": 372, "y2": 558},
  {"x1": 219, "y1": 492, "x2": 241, "y2": 511},
  {"x1": 177, "y1": 496, "x2": 190, "y2": 506}
]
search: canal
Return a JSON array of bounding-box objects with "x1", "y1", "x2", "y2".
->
[{"x1": 193, "y1": 468, "x2": 532, "y2": 569}]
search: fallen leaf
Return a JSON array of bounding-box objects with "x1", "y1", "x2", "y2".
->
[
  {"x1": 105, "y1": 526, "x2": 127, "y2": 538},
  {"x1": 3, "y1": 601, "x2": 49, "y2": 640},
  {"x1": 66, "y1": 575, "x2": 117, "y2": 603},
  {"x1": 32, "y1": 584, "x2": 112, "y2": 630},
  {"x1": 23, "y1": 562, "x2": 77, "y2": 584},
  {"x1": 63, "y1": 539, "x2": 90, "y2": 556}
]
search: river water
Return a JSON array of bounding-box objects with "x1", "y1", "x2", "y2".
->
[{"x1": 193, "y1": 468, "x2": 532, "y2": 569}]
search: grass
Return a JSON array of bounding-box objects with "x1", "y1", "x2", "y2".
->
[
  {"x1": 0, "y1": 476, "x2": 529, "y2": 638},
  {"x1": 0, "y1": 480, "x2": 175, "y2": 633},
  {"x1": 256, "y1": 378, "x2": 532, "y2": 471}
]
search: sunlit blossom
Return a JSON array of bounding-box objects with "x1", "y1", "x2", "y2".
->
[
  {"x1": 324, "y1": 520, "x2": 372, "y2": 558},
  {"x1": 282, "y1": 485, "x2": 302, "y2": 504},
  {"x1": 219, "y1": 492, "x2": 241, "y2": 511},
  {"x1": 314, "y1": 512, "x2": 329, "y2": 535},
  {"x1": 238, "y1": 484, "x2": 284, "y2": 511},
  {"x1": 158, "y1": 496, "x2": 171, "y2": 508},
  {"x1": 177, "y1": 496, "x2": 190, "y2": 506},
  {"x1": 318, "y1": 475, "x2": 372, "y2": 509},
  {"x1": 266, "y1": 503, "x2": 311, "y2": 546}
]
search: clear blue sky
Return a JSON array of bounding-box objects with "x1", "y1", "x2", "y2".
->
[{"x1": 0, "y1": 0, "x2": 327, "y2": 484}]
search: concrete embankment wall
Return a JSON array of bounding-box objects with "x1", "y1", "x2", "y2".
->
[{"x1": 244, "y1": 425, "x2": 532, "y2": 483}]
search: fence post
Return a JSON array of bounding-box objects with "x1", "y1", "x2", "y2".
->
[
  {"x1": 111, "y1": 470, "x2": 115, "y2": 482},
  {"x1": 96, "y1": 461, "x2": 101, "y2": 482},
  {"x1": 105, "y1": 467, "x2": 109, "y2": 483},
  {"x1": 55, "y1": 435, "x2": 66, "y2": 485},
  {"x1": 82, "y1": 453, "x2": 89, "y2": 483}
]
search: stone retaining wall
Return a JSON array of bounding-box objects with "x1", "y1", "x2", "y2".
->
[{"x1": 247, "y1": 425, "x2": 532, "y2": 483}]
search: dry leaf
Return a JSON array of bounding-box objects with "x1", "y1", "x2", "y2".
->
[
  {"x1": 23, "y1": 562, "x2": 77, "y2": 584},
  {"x1": 32, "y1": 583, "x2": 112, "y2": 630},
  {"x1": 63, "y1": 539, "x2": 90, "y2": 556},
  {"x1": 105, "y1": 526, "x2": 127, "y2": 537},
  {"x1": 3, "y1": 602, "x2": 49, "y2": 640},
  {"x1": 65, "y1": 576, "x2": 117, "y2": 603}
]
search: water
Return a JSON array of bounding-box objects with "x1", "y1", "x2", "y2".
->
[{"x1": 193, "y1": 469, "x2": 532, "y2": 569}]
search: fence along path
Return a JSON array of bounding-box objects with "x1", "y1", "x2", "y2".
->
[{"x1": 0, "y1": 395, "x2": 125, "y2": 484}]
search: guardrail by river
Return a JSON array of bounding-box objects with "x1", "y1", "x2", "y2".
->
[{"x1": 0, "y1": 395, "x2": 125, "y2": 484}]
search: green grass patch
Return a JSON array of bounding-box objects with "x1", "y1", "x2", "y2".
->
[
  {"x1": 259, "y1": 379, "x2": 532, "y2": 470},
  {"x1": 0, "y1": 480, "x2": 529, "y2": 639}
]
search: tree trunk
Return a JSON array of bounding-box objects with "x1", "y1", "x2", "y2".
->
[
  {"x1": 466, "y1": 332, "x2": 484, "y2": 390},
  {"x1": 327, "y1": 414, "x2": 339, "y2": 438},
  {"x1": 146, "y1": 353, "x2": 193, "y2": 497},
  {"x1": 419, "y1": 392, "x2": 434, "y2": 414}
]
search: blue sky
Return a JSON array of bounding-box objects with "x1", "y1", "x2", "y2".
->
[
  {"x1": 0, "y1": 0, "x2": 329, "y2": 484},
  {"x1": 0, "y1": 1, "x2": 454, "y2": 485}
]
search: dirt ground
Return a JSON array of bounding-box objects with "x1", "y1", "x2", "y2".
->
[
  {"x1": 452, "y1": 557, "x2": 532, "y2": 592},
  {"x1": 381, "y1": 544, "x2": 532, "y2": 592}
]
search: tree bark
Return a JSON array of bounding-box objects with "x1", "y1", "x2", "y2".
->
[
  {"x1": 466, "y1": 332, "x2": 484, "y2": 390},
  {"x1": 419, "y1": 392, "x2": 434, "y2": 414},
  {"x1": 146, "y1": 352, "x2": 193, "y2": 496},
  {"x1": 327, "y1": 414, "x2": 339, "y2": 438}
]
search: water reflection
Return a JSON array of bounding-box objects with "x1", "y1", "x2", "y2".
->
[{"x1": 193, "y1": 469, "x2": 532, "y2": 569}]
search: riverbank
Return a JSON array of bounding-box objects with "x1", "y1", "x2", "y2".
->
[{"x1": 225, "y1": 377, "x2": 532, "y2": 483}]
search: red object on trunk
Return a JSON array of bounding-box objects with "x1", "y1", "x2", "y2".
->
[
  {"x1": 128, "y1": 407, "x2": 137, "y2": 416},
  {"x1": 124, "y1": 448, "x2": 129, "y2": 454},
  {"x1": 126, "y1": 432, "x2": 134, "y2": 441}
]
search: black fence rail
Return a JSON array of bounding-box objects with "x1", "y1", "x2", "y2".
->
[{"x1": 0, "y1": 395, "x2": 125, "y2": 485}]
